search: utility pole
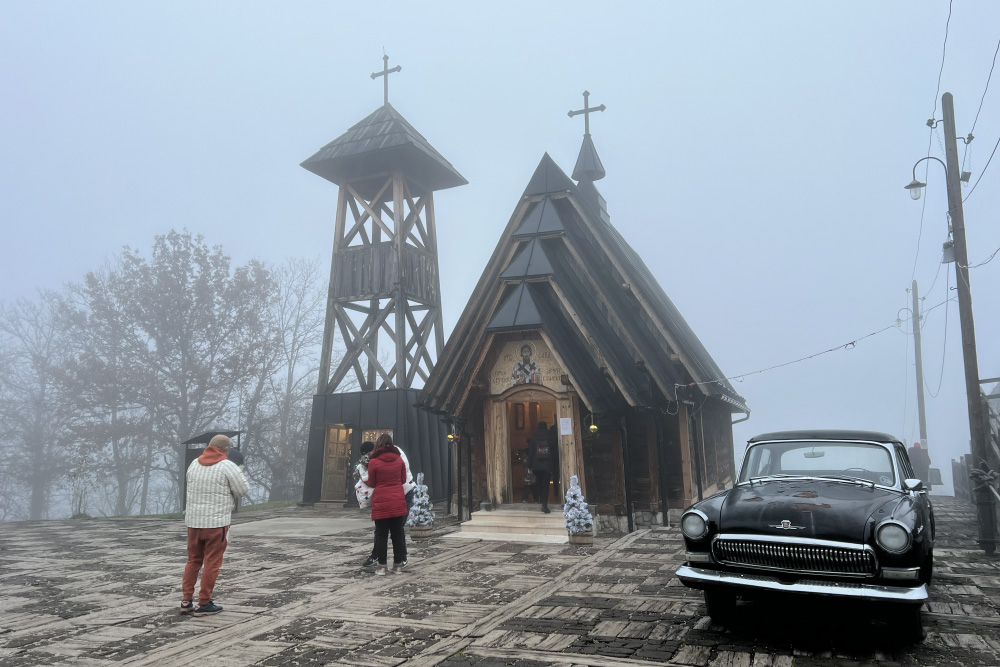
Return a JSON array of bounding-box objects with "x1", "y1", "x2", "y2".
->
[
  {"x1": 911, "y1": 280, "x2": 929, "y2": 452},
  {"x1": 941, "y1": 92, "x2": 995, "y2": 555}
]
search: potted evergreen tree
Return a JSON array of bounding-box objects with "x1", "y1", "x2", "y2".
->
[
  {"x1": 406, "y1": 472, "x2": 434, "y2": 538},
  {"x1": 563, "y1": 475, "x2": 594, "y2": 545}
]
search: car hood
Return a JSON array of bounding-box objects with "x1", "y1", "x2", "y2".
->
[{"x1": 721, "y1": 479, "x2": 901, "y2": 542}]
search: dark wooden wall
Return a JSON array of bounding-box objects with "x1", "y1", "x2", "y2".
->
[
  {"x1": 302, "y1": 389, "x2": 450, "y2": 504},
  {"x1": 582, "y1": 422, "x2": 625, "y2": 514},
  {"x1": 328, "y1": 243, "x2": 439, "y2": 304}
]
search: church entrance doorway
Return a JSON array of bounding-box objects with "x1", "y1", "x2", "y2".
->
[{"x1": 508, "y1": 399, "x2": 560, "y2": 506}]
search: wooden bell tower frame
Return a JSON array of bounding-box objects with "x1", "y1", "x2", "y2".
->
[{"x1": 317, "y1": 171, "x2": 445, "y2": 392}]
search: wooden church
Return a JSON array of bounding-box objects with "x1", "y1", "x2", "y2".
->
[
  {"x1": 417, "y1": 93, "x2": 749, "y2": 532},
  {"x1": 298, "y1": 61, "x2": 749, "y2": 532}
]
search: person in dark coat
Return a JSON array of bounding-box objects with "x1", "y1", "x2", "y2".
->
[
  {"x1": 527, "y1": 421, "x2": 557, "y2": 513},
  {"x1": 367, "y1": 433, "x2": 408, "y2": 575}
]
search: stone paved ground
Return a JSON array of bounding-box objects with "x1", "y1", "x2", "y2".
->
[{"x1": 1, "y1": 497, "x2": 998, "y2": 666}]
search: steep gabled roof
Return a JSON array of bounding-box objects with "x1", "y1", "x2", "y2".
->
[
  {"x1": 419, "y1": 153, "x2": 748, "y2": 416},
  {"x1": 301, "y1": 103, "x2": 467, "y2": 197}
]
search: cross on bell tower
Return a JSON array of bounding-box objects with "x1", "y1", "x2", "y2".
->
[{"x1": 370, "y1": 54, "x2": 401, "y2": 106}]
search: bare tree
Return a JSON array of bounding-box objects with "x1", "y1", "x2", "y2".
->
[
  {"x1": 115, "y1": 230, "x2": 278, "y2": 508},
  {"x1": 0, "y1": 292, "x2": 72, "y2": 520},
  {"x1": 61, "y1": 264, "x2": 155, "y2": 516},
  {"x1": 240, "y1": 257, "x2": 329, "y2": 501}
]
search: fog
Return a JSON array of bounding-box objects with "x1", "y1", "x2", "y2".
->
[{"x1": 2, "y1": 2, "x2": 998, "y2": 506}]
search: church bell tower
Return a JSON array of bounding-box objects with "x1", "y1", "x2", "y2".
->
[{"x1": 300, "y1": 57, "x2": 465, "y2": 507}]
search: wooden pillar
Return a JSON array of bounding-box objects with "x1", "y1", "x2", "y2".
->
[
  {"x1": 484, "y1": 398, "x2": 510, "y2": 505},
  {"x1": 556, "y1": 394, "x2": 586, "y2": 501},
  {"x1": 677, "y1": 403, "x2": 695, "y2": 506}
]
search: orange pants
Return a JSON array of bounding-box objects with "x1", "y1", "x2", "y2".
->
[{"x1": 182, "y1": 526, "x2": 229, "y2": 604}]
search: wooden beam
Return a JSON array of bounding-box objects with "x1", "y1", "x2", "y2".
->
[
  {"x1": 347, "y1": 182, "x2": 395, "y2": 241},
  {"x1": 318, "y1": 186, "x2": 349, "y2": 394},
  {"x1": 344, "y1": 195, "x2": 373, "y2": 247}
]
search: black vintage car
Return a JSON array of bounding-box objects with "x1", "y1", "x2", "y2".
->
[{"x1": 675, "y1": 430, "x2": 934, "y2": 641}]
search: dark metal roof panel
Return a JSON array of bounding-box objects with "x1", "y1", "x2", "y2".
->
[
  {"x1": 513, "y1": 197, "x2": 565, "y2": 237},
  {"x1": 500, "y1": 239, "x2": 555, "y2": 279},
  {"x1": 572, "y1": 134, "x2": 606, "y2": 182},
  {"x1": 486, "y1": 282, "x2": 543, "y2": 330},
  {"x1": 523, "y1": 153, "x2": 577, "y2": 196}
]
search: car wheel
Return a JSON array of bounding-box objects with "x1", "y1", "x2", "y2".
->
[
  {"x1": 895, "y1": 604, "x2": 926, "y2": 644},
  {"x1": 921, "y1": 551, "x2": 934, "y2": 586},
  {"x1": 704, "y1": 589, "x2": 737, "y2": 625}
]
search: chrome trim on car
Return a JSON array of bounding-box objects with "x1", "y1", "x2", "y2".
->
[
  {"x1": 881, "y1": 566, "x2": 921, "y2": 581},
  {"x1": 712, "y1": 534, "x2": 878, "y2": 578},
  {"x1": 685, "y1": 551, "x2": 713, "y2": 563},
  {"x1": 681, "y1": 509, "x2": 710, "y2": 540},
  {"x1": 675, "y1": 565, "x2": 928, "y2": 602}
]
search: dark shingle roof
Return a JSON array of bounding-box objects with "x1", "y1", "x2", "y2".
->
[
  {"x1": 419, "y1": 153, "x2": 748, "y2": 416},
  {"x1": 301, "y1": 104, "x2": 467, "y2": 197}
]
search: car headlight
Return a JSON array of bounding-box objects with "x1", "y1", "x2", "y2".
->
[
  {"x1": 876, "y1": 521, "x2": 911, "y2": 553},
  {"x1": 681, "y1": 510, "x2": 709, "y2": 540}
]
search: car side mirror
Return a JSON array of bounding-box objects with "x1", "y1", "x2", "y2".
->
[{"x1": 903, "y1": 478, "x2": 923, "y2": 492}]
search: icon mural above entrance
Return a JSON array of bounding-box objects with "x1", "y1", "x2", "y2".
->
[{"x1": 490, "y1": 340, "x2": 567, "y2": 394}]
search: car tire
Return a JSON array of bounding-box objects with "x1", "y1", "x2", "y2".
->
[
  {"x1": 896, "y1": 604, "x2": 926, "y2": 644},
  {"x1": 921, "y1": 551, "x2": 934, "y2": 586},
  {"x1": 704, "y1": 589, "x2": 737, "y2": 625}
]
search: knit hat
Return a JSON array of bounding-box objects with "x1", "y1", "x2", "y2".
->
[{"x1": 208, "y1": 434, "x2": 232, "y2": 451}]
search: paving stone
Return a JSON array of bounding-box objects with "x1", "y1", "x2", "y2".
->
[{"x1": 0, "y1": 497, "x2": 998, "y2": 665}]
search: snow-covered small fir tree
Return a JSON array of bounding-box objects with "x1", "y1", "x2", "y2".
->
[
  {"x1": 563, "y1": 475, "x2": 593, "y2": 535},
  {"x1": 406, "y1": 472, "x2": 434, "y2": 526}
]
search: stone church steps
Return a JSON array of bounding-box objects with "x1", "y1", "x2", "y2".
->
[{"x1": 445, "y1": 506, "x2": 569, "y2": 544}]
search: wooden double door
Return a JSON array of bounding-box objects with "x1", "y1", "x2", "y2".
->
[{"x1": 321, "y1": 425, "x2": 353, "y2": 502}]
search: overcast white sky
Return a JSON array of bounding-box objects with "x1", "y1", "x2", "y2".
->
[{"x1": 2, "y1": 2, "x2": 998, "y2": 494}]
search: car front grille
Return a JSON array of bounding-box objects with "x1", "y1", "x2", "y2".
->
[{"x1": 713, "y1": 536, "x2": 877, "y2": 577}]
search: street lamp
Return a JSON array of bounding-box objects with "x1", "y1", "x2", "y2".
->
[{"x1": 902, "y1": 156, "x2": 945, "y2": 200}]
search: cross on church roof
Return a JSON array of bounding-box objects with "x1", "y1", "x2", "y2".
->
[
  {"x1": 370, "y1": 54, "x2": 402, "y2": 106},
  {"x1": 567, "y1": 90, "x2": 606, "y2": 136}
]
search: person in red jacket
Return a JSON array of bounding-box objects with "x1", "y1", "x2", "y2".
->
[{"x1": 367, "y1": 433, "x2": 409, "y2": 575}]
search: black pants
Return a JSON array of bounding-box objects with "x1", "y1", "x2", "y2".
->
[
  {"x1": 534, "y1": 470, "x2": 552, "y2": 506},
  {"x1": 374, "y1": 515, "x2": 407, "y2": 566},
  {"x1": 370, "y1": 490, "x2": 415, "y2": 558}
]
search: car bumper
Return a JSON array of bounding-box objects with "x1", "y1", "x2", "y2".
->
[{"x1": 675, "y1": 565, "x2": 928, "y2": 603}]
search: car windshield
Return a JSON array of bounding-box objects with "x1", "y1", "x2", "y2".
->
[{"x1": 739, "y1": 440, "x2": 896, "y2": 486}]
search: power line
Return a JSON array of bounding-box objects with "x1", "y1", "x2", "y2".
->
[
  {"x1": 965, "y1": 245, "x2": 1000, "y2": 269},
  {"x1": 680, "y1": 296, "x2": 960, "y2": 391},
  {"x1": 963, "y1": 133, "x2": 1000, "y2": 202},
  {"x1": 925, "y1": 271, "x2": 950, "y2": 399},
  {"x1": 911, "y1": 1, "x2": 954, "y2": 286},
  {"x1": 931, "y1": 0, "x2": 954, "y2": 120},
  {"x1": 962, "y1": 33, "x2": 1000, "y2": 169}
]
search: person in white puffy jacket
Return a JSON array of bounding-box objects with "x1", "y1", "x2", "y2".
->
[{"x1": 180, "y1": 434, "x2": 250, "y2": 616}]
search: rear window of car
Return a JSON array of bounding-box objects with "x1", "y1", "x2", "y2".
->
[{"x1": 740, "y1": 441, "x2": 895, "y2": 485}]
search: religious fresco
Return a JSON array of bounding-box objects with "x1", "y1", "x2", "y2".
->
[{"x1": 490, "y1": 340, "x2": 566, "y2": 394}]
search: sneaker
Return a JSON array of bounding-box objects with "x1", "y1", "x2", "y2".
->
[
  {"x1": 391, "y1": 562, "x2": 406, "y2": 574},
  {"x1": 375, "y1": 566, "x2": 388, "y2": 576},
  {"x1": 179, "y1": 600, "x2": 194, "y2": 615},
  {"x1": 362, "y1": 554, "x2": 378, "y2": 567},
  {"x1": 194, "y1": 600, "x2": 223, "y2": 616}
]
